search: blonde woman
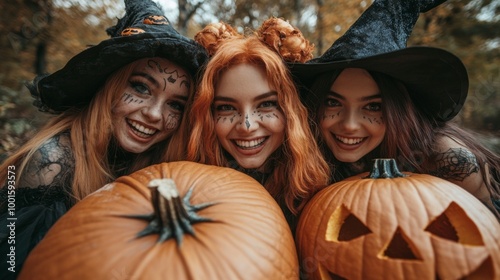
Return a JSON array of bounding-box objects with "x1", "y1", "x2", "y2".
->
[{"x1": 0, "y1": 0, "x2": 207, "y2": 277}]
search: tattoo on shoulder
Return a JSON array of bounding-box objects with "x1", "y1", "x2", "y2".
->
[
  {"x1": 19, "y1": 133, "x2": 75, "y2": 188},
  {"x1": 430, "y1": 148, "x2": 479, "y2": 182}
]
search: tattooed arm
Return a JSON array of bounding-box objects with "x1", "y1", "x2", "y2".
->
[
  {"x1": 429, "y1": 136, "x2": 496, "y2": 213},
  {"x1": 18, "y1": 133, "x2": 75, "y2": 189}
]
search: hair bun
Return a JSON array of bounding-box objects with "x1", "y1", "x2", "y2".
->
[
  {"x1": 257, "y1": 17, "x2": 314, "y2": 63},
  {"x1": 194, "y1": 22, "x2": 243, "y2": 56}
]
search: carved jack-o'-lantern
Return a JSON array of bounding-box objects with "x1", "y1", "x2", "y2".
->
[{"x1": 296, "y1": 159, "x2": 500, "y2": 280}]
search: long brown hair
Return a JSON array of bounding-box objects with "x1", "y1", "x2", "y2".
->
[
  {"x1": 308, "y1": 69, "x2": 500, "y2": 201},
  {"x1": 0, "y1": 60, "x2": 194, "y2": 201},
  {"x1": 187, "y1": 36, "x2": 330, "y2": 214}
]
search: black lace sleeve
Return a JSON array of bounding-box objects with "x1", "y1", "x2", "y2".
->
[
  {"x1": 0, "y1": 132, "x2": 75, "y2": 279},
  {"x1": 17, "y1": 132, "x2": 75, "y2": 189}
]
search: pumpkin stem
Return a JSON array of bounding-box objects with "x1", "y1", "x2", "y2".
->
[
  {"x1": 366, "y1": 158, "x2": 407, "y2": 179},
  {"x1": 128, "y1": 178, "x2": 214, "y2": 245}
]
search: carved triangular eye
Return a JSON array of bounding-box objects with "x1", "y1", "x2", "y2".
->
[
  {"x1": 381, "y1": 227, "x2": 421, "y2": 260},
  {"x1": 326, "y1": 205, "x2": 372, "y2": 242},
  {"x1": 425, "y1": 202, "x2": 484, "y2": 245}
]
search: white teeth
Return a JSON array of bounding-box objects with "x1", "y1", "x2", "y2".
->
[
  {"x1": 235, "y1": 138, "x2": 266, "y2": 149},
  {"x1": 128, "y1": 120, "x2": 156, "y2": 135},
  {"x1": 336, "y1": 136, "x2": 364, "y2": 145}
]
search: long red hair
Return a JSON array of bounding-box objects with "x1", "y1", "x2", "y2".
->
[
  {"x1": 187, "y1": 36, "x2": 330, "y2": 214},
  {"x1": 0, "y1": 60, "x2": 194, "y2": 201}
]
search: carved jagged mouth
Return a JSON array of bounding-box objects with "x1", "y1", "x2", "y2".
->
[
  {"x1": 234, "y1": 137, "x2": 266, "y2": 149},
  {"x1": 336, "y1": 135, "x2": 364, "y2": 145},
  {"x1": 128, "y1": 119, "x2": 157, "y2": 136}
]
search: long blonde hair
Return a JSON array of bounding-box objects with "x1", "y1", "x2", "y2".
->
[
  {"x1": 187, "y1": 36, "x2": 330, "y2": 214},
  {"x1": 0, "y1": 60, "x2": 194, "y2": 201}
]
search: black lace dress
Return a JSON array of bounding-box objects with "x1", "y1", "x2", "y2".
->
[
  {"x1": 0, "y1": 186, "x2": 73, "y2": 279},
  {"x1": 0, "y1": 132, "x2": 75, "y2": 279}
]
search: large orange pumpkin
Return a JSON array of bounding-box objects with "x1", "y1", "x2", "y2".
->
[
  {"x1": 19, "y1": 161, "x2": 299, "y2": 280},
  {"x1": 296, "y1": 159, "x2": 500, "y2": 280}
]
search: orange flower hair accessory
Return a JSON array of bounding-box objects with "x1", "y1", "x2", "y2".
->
[
  {"x1": 257, "y1": 17, "x2": 314, "y2": 63},
  {"x1": 194, "y1": 22, "x2": 243, "y2": 56}
]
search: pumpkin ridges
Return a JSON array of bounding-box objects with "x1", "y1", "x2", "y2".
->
[
  {"x1": 390, "y1": 177, "x2": 435, "y2": 279},
  {"x1": 296, "y1": 185, "x2": 338, "y2": 277},
  {"x1": 410, "y1": 175, "x2": 500, "y2": 279},
  {"x1": 183, "y1": 228, "x2": 247, "y2": 279},
  {"x1": 189, "y1": 197, "x2": 299, "y2": 279},
  {"x1": 431, "y1": 235, "x2": 490, "y2": 279},
  {"x1": 209, "y1": 224, "x2": 268, "y2": 279},
  {"x1": 297, "y1": 166, "x2": 500, "y2": 280},
  {"x1": 416, "y1": 177, "x2": 489, "y2": 279},
  {"x1": 22, "y1": 192, "x2": 160, "y2": 279},
  {"x1": 170, "y1": 177, "x2": 295, "y2": 279},
  {"x1": 114, "y1": 175, "x2": 151, "y2": 199},
  {"x1": 129, "y1": 243, "x2": 192, "y2": 279},
  {"x1": 21, "y1": 162, "x2": 299, "y2": 279}
]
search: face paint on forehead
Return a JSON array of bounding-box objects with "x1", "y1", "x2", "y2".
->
[{"x1": 146, "y1": 59, "x2": 191, "y2": 90}]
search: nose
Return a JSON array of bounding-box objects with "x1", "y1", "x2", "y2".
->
[
  {"x1": 142, "y1": 101, "x2": 163, "y2": 122},
  {"x1": 339, "y1": 109, "x2": 361, "y2": 131},
  {"x1": 236, "y1": 112, "x2": 259, "y2": 133}
]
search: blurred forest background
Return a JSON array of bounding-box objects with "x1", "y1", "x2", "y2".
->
[{"x1": 0, "y1": 0, "x2": 499, "y2": 161}]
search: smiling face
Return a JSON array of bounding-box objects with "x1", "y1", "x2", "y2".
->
[
  {"x1": 213, "y1": 63, "x2": 285, "y2": 171},
  {"x1": 112, "y1": 57, "x2": 190, "y2": 154},
  {"x1": 319, "y1": 68, "x2": 386, "y2": 163}
]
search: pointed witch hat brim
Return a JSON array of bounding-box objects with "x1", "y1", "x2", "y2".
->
[
  {"x1": 31, "y1": 0, "x2": 208, "y2": 113},
  {"x1": 289, "y1": 0, "x2": 468, "y2": 122}
]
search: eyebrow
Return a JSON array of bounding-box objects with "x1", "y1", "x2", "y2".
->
[
  {"x1": 214, "y1": 91, "x2": 278, "y2": 102},
  {"x1": 131, "y1": 72, "x2": 159, "y2": 87},
  {"x1": 327, "y1": 91, "x2": 381, "y2": 102}
]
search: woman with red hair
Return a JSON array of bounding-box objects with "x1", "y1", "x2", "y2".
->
[
  {"x1": 187, "y1": 20, "x2": 330, "y2": 232},
  {"x1": 0, "y1": 0, "x2": 207, "y2": 277}
]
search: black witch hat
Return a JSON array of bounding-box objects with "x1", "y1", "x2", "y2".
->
[
  {"x1": 30, "y1": 0, "x2": 208, "y2": 113},
  {"x1": 289, "y1": 0, "x2": 468, "y2": 122}
]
